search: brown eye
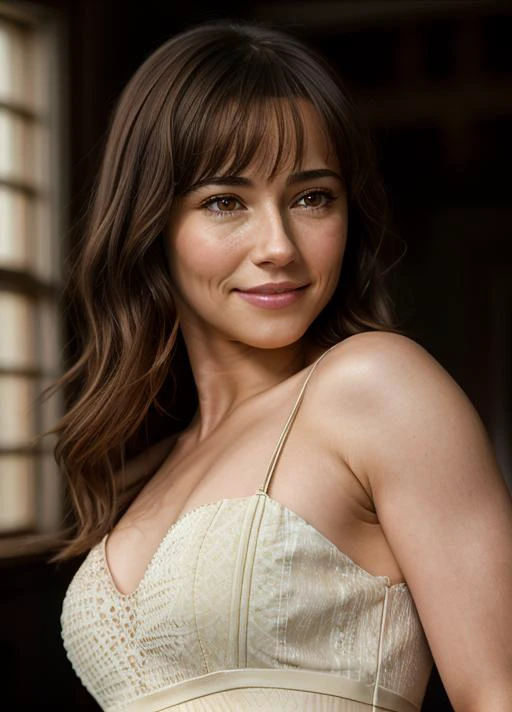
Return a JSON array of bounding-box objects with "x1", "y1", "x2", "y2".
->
[
  {"x1": 295, "y1": 190, "x2": 334, "y2": 209},
  {"x1": 304, "y1": 193, "x2": 323, "y2": 207},
  {"x1": 217, "y1": 197, "x2": 239, "y2": 211},
  {"x1": 203, "y1": 195, "x2": 242, "y2": 214}
]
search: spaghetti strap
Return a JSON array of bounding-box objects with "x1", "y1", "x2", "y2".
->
[{"x1": 259, "y1": 343, "x2": 339, "y2": 495}]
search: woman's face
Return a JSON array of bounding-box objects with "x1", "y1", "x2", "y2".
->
[{"x1": 165, "y1": 102, "x2": 348, "y2": 351}]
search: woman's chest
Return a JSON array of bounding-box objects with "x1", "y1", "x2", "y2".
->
[{"x1": 107, "y1": 411, "x2": 371, "y2": 596}]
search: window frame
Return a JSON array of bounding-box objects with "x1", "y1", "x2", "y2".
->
[{"x1": 0, "y1": 1, "x2": 68, "y2": 555}]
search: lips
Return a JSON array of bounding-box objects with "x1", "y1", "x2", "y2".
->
[
  {"x1": 233, "y1": 282, "x2": 309, "y2": 309},
  {"x1": 235, "y1": 282, "x2": 308, "y2": 294}
]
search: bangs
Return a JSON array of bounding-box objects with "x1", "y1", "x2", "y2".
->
[
  {"x1": 171, "y1": 66, "x2": 340, "y2": 193},
  {"x1": 190, "y1": 98, "x2": 308, "y2": 185}
]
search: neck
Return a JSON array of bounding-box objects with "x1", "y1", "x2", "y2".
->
[{"x1": 178, "y1": 323, "x2": 318, "y2": 442}]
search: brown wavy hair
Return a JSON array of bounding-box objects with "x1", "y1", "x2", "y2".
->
[{"x1": 45, "y1": 19, "x2": 406, "y2": 560}]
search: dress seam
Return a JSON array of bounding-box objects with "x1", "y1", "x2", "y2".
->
[
  {"x1": 242, "y1": 493, "x2": 267, "y2": 664},
  {"x1": 193, "y1": 501, "x2": 225, "y2": 674},
  {"x1": 372, "y1": 585, "x2": 390, "y2": 710},
  {"x1": 236, "y1": 494, "x2": 267, "y2": 667}
]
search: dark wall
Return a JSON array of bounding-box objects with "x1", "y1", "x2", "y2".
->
[{"x1": 4, "y1": 1, "x2": 512, "y2": 710}]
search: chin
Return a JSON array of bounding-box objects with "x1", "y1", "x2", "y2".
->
[{"x1": 235, "y1": 326, "x2": 310, "y2": 351}]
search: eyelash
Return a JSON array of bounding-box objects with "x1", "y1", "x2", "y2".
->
[{"x1": 200, "y1": 189, "x2": 337, "y2": 217}]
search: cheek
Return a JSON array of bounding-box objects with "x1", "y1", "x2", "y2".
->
[
  {"x1": 303, "y1": 218, "x2": 347, "y2": 276},
  {"x1": 168, "y1": 226, "x2": 241, "y2": 286}
]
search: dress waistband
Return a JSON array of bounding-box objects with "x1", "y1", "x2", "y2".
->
[{"x1": 121, "y1": 668, "x2": 419, "y2": 712}]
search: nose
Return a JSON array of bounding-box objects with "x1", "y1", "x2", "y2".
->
[{"x1": 250, "y1": 208, "x2": 298, "y2": 268}]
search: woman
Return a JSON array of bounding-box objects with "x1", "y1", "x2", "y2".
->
[{"x1": 57, "y1": 19, "x2": 512, "y2": 712}]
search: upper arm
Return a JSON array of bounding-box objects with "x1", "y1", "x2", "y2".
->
[{"x1": 326, "y1": 332, "x2": 512, "y2": 711}]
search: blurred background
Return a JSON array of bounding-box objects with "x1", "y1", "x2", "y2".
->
[{"x1": 1, "y1": 0, "x2": 511, "y2": 709}]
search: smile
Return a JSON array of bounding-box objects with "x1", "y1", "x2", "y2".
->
[{"x1": 234, "y1": 283, "x2": 309, "y2": 309}]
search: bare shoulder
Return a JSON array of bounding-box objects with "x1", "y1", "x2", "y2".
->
[
  {"x1": 321, "y1": 329, "x2": 451, "y2": 378},
  {"x1": 315, "y1": 330, "x2": 467, "y2": 413},
  {"x1": 310, "y1": 330, "x2": 491, "y2": 488}
]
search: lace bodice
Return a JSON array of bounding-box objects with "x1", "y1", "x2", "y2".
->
[{"x1": 61, "y1": 347, "x2": 433, "y2": 711}]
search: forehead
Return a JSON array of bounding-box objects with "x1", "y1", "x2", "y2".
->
[{"x1": 180, "y1": 97, "x2": 339, "y2": 190}]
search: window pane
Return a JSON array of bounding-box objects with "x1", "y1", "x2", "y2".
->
[
  {"x1": 0, "y1": 375, "x2": 36, "y2": 446},
  {"x1": 0, "y1": 21, "x2": 10, "y2": 98},
  {"x1": 0, "y1": 186, "x2": 32, "y2": 269},
  {"x1": 0, "y1": 292, "x2": 36, "y2": 369},
  {"x1": 0, "y1": 109, "x2": 34, "y2": 184},
  {"x1": 0, "y1": 20, "x2": 18, "y2": 102},
  {"x1": 0, "y1": 19, "x2": 33, "y2": 108},
  {"x1": 0, "y1": 188, "x2": 56, "y2": 279},
  {"x1": 0, "y1": 455, "x2": 36, "y2": 531}
]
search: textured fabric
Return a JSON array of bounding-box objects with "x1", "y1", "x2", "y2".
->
[
  {"x1": 61, "y1": 347, "x2": 433, "y2": 711},
  {"x1": 132, "y1": 690, "x2": 407, "y2": 712},
  {"x1": 124, "y1": 668, "x2": 422, "y2": 712},
  {"x1": 61, "y1": 494, "x2": 432, "y2": 711},
  {"x1": 133, "y1": 689, "x2": 409, "y2": 712}
]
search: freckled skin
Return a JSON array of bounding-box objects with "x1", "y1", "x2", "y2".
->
[{"x1": 165, "y1": 102, "x2": 348, "y2": 351}]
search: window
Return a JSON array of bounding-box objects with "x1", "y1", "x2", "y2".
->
[{"x1": 0, "y1": 3, "x2": 67, "y2": 548}]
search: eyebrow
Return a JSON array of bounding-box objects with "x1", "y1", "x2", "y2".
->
[{"x1": 187, "y1": 169, "x2": 343, "y2": 192}]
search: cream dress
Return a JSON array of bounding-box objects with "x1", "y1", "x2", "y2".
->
[{"x1": 61, "y1": 349, "x2": 433, "y2": 711}]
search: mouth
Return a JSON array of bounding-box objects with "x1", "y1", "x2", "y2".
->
[
  {"x1": 235, "y1": 282, "x2": 309, "y2": 294},
  {"x1": 233, "y1": 283, "x2": 309, "y2": 309}
]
